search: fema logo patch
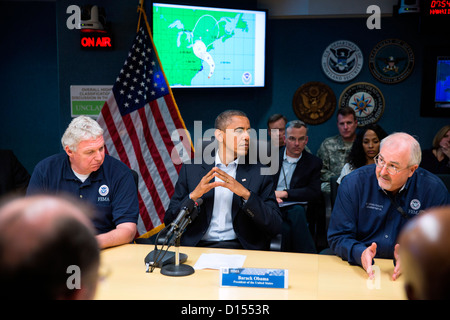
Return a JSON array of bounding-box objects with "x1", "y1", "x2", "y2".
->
[
  {"x1": 369, "y1": 39, "x2": 414, "y2": 84},
  {"x1": 98, "y1": 184, "x2": 109, "y2": 197},
  {"x1": 410, "y1": 199, "x2": 421, "y2": 211},
  {"x1": 339, "y1": 82, "x2": 385, "y2": 126},
  {"x1": 322, "y1": 40, "x2": 363, "y2": 82}
]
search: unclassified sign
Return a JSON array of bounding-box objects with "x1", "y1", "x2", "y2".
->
[{"x1": 70, "y1": 85, "x2": 112, "y2": 117}]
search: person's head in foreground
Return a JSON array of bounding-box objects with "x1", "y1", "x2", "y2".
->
[
  {"x1": 399, "y1": 206, "x2": 450, "y2": 300},
  {"x1": 0, "y1": 195, "x2": 100, "y2": 299}
]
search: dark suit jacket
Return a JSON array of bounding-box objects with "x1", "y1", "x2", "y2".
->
[
  {"x1": 0, "y1": 150, "x2": 30, "y2": 196},
  {"x1": 274, "y1": 148, "x2": 323, "y2": 203},
  {"x1": 164, "y1": 158, "x2": 282, "y2": 250}
]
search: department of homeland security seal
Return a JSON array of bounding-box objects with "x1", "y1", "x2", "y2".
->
[
  {"x1": 410, "y1": 199, "x2": 421, "y2": 211},
  {"x1": 292, "y1": 81, "x2": 336, "y2": 125},
  {"x1": 369, "y1": 39, "x2": 414, "y2": 84},
  {"x1": 321, "y1": 40, "x2": 363, "y2": 82},
  {"x1": 98, "y1": 184, "x2": 109, "y2": 197},
  {"x1": 339, "y1": 82, "x2": 385, "y2": 126}
]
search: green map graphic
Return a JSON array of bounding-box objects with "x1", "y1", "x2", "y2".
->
[{"x1": 153, "y1": 5, "x2": 257, "y2": 87}]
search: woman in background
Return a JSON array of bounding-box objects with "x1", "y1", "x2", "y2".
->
[
  {"x1": 420, "y1": 125, "x2": 450, "y2": 174},
  {"x1": 337, "y1": 124, "x2": 388, "y2": 184}
]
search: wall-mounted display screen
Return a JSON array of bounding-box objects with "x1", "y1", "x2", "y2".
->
[
  {"x1": 421, "y1": 47, "x2": 450, "y2": 117},
  {"x1": 434, "y1": 57, "x2": 450, "y2": 107},
  {"x1": 152, "y1": 2, "x2": 266, "y2": 88}
]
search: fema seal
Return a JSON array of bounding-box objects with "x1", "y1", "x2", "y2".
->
[
  {"x1": 322, "y1": 40, "x2": 363, "y2": 82},
  {"x1": 339, "y1": 82, "x2": 385, "y2": 126},
  {"x1": 292, "y1": 82, "x2": 336, "y2": 125},
  {"x1": 410, "y1": 199, "x2": 421, "y2": 211},
  {"x1": 98, "y1": 184, "x2": 109, "y2": 197},
  {"x1": 369, "y1": 39, "x2": 414, "y2": 84}
]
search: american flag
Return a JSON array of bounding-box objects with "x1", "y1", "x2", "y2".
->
[{"x1": 97, "y1": 26, "x2": 193, "y2": 237}]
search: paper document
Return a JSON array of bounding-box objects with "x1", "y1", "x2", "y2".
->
[{"x1": 193, "y1": 253, "x2": 246, "y2": 270}]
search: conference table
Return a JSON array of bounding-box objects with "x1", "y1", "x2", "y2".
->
[{"x1": 94, "y1": 244, "x2": 405, "y2": 300}]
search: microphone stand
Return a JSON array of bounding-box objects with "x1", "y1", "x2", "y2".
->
[
  {"x1": 160, "y1": 216, "x2": 195, "y2": 276},
  {"x1": 146, "y1": 199, "x2": 201, "y2": 273},
  {"x1": 160, "y1": 236, "x2": 194, "y2": 276}
]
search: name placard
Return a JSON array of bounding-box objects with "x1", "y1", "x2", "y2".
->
[{"x1": 220, "y1": 267, "x2": 288, "y2": 289}]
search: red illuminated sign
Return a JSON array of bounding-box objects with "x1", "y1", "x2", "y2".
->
[
  {"x1": 421, "y1": 1, "x2": 450, "y2": 34},
  {"x1": 80, "y1": 30, "x2": 113, "y2": 50},
  {"x1": 426, "y1": 1, "x2": 450, "y2": 15},
  {"x1": 81, "y1": 36, "x2": 112, "y2": 48}
]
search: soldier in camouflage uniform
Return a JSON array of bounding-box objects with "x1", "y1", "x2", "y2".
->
[{"x1": 317, "y1": 107, "x2": 358, "y2": 193}]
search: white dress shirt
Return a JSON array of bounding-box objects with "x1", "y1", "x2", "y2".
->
[
  {"x1": 201, "y1": 152, "x2": 238, "y2": 241},
  {"x1": 276, "y1": 149, "x2": 301, "y2": 191}
]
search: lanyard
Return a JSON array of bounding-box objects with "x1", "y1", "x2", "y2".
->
[
  {"x1": 383, "y1": 190, "x2": 409, "y2": 220},
  {"x1": 281, "y1": 165, "x2": 289, "y2": 191}
]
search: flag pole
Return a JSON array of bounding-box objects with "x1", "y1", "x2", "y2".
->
[{"x1": 137, "y1": 0, "x2": 144, "y2": 32}]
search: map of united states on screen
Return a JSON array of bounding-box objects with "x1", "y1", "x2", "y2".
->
[{"x1": 152, "y1": 3, "x2": 266, "y2": 88}]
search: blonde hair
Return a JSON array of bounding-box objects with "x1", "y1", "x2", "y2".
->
[{"x1": 432, "y1": 125, "x2": 450, "y2": 149}]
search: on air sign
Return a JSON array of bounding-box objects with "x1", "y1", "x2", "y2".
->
[
  {"x1": 80, "y1": 31, "x2": 113, "y2": 50},
  {"x1": 66, "y1": 5, "x2": 114, "y2": 50}
]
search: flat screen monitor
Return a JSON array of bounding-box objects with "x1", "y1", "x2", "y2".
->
[
  {"x1": 420, "y1": 47, "x2": 450, "y2": 117},
  {"x1": 152, "y1": 2, "x2": 266, "y2": 88},
  {"x1": 434, "y1": 57, "x2": 450, "y2": 108}
]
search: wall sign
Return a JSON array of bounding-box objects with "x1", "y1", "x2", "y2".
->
[
  {"x1": 339, "y1": 82, "x2": 385, "y2": 126},
  {"x1": 292, "y1": 81, "x2": 336, "y2": 125},
  {"x1": 70, "y1": 85, "x2": 112, "y2": 117},
  {"x1": 321, "y1": 40, "x2": 363, "y2": 82},
  {"x1": 369, "y1": 39, "x2": 414, "y2": 84},
  {"x1": 80, "y1": 30, "x2": 113, "y2": 49}
]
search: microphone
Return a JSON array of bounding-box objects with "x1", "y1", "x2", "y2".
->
[
  {"x1": 176, "y1": 198, "x2": 203, "y2": 235},
  {"x1": 166, "y1": 197, "x2": 203, "y2": 243},
  {"x1": 189, "y1": 197, "x2": 203, "y2": 222},
  {"x1": 165, "y1": 198, "x2": 196, "y2": 240},
  {"x1": 144, "y1": 198, "x2": 203, "y2": 272},
  {"x1": 159, "y1": 197, "x2": 203, "y2": 277}
]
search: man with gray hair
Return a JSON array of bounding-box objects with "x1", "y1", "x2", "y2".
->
[
  {"x1": 27, "y1": 116, "x2": 139, "y2": 249},
  {"x1": 273, "y1": 120, "x2": 322, "y2": 253},
  {"x1": 327, "y1": 132, "x2": 450, "y2": 280}
]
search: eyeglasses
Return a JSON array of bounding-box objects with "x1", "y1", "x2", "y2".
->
[{"x1": 374, "y1": 154, "x2": 410, "y2": 175}]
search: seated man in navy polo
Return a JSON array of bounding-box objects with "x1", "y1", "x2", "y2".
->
[
  {"x1": 327, "y1": 132, "x2": 450, "y2": 280},
  {"x1": 27, "y1": 116, "x2": 139, "y2": 249}
]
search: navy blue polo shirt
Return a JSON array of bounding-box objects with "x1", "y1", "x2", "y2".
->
[
  {"x1": 27, "y1": 153, "x2": 139, "y2": 234},
  {"x1": 328, "y1": 164, "x2": 450, "y2": 266}
]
